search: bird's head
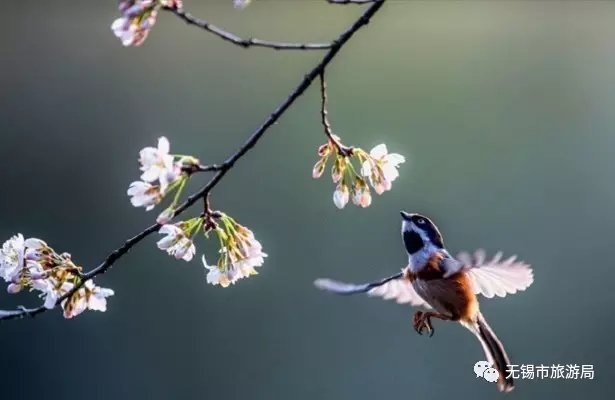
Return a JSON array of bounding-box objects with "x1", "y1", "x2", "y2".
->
[{"x1": 400, "y1": 211, "x2": 444, "y2": 256}]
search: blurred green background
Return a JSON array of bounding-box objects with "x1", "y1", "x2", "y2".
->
[{"x1": 1, "y1": 0, "x2": 614, "y2": 399}]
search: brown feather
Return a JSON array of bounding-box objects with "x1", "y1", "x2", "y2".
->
[{"x1": 409, "y1": 252, "x2": 478, "y2": 321}]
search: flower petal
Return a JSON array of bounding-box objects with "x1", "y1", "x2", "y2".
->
[
  {"x1": 24, "y1": 238, "x2": 46, "y2": 249},
  {"x1": 385, "y1": 153, "x2": 405, "y2": 166},
  {"x1": 156, "y1": 235, "x2": 175, "y2": 250},
  {"x1": 127, "y1": 181, "x2": 150, "y2": 195},
  {"x1": 202, "y1": 254, "x2": 215, "y2": 270},
  {"x1": 111, "y1": 17, "x2": 128, "y2": 35},
  {"x1": 158, "y1": 224, "x2": 179, "y2": 236},
  {"x1": 87, "y1": 296, "x2": 107, "y2": 312},
  {"x1": 382, "y1": 165, "x2": 400, "y2": 182},
  {"x1": 369, "y1": 144, "x2": 388, "y2": 159},
  {"x1": 140, "y1": 167, "x2": 160, "y2": 183},
  {"x1": 360, "y1": 160, "x2": 373, "y2": 177},
  {"x1": 44, "y1": 292, "x2": 57, "y2": 309},
  {"x1": 157, "y1": 136, "x2": 170, "y2": 154}
]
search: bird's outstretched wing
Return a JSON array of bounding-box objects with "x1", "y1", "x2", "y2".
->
[
  {"x1": 455, "y1": 249, "x2": 534, "y2": 298},
  {"x1": 314, "y1": 272, "x2": 429, "y2": 307}
]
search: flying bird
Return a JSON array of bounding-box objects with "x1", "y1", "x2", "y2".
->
[{"x1": 314, "y1": 211, "x2": 534, "y2": 393}]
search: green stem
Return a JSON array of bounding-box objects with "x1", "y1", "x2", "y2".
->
[
  {"x1": 171, "y1": 178, "x2": 187, "y2": 206},
  {"x1": 221, "y1": 215, "x2": 239, "y2": 235},
  {"x1": 188, "y1": 218, "x2": 204, "y2": 240},
  {"x1": 346, "y1": 161, "x2": 360, "y2": 179}
]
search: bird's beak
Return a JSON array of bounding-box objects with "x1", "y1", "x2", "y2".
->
[{"x1": 400, "y1": 211, "x2": 413, "y2": 221}]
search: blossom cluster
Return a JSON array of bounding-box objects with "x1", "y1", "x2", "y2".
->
[
  {"x1": 110, "y1": 0, "x2": 251, "y2": 47},
  {"x1": 129, "y1": 137, "x2": 267, "y2": 288},
  {"x1": 313, "y1": 136, "x2": 405, "y2": 209},
  {"x1": 111, "y1": 0, "x2": 183, "y2": 47},
  {"x1": 155, "y1": 214, "x2": 267, "y2": 287},
  {"x1": 0, "y1": 235, "x2": 113, "y2": 319},
  {"x1": 127, "y1": 136, "x2": 200, "y2": 224}
]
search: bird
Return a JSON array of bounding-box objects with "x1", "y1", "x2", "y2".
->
[{"x1": 314, "y1": 211, "x2": 534, "y2": 393}]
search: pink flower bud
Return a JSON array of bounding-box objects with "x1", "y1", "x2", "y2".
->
[
  {"x1": 333, "y1": 184, "x2": 349, "y2": 210},
  {"x1": 312, "y1": 158, "x2": 326, "y2": 179},
  {"x1": 157, "y1": 208, "x2": 174, "y2": 225},
  {"x1": 7, "y1": 283, "x2": 22, "y2": 294},
  {"x1": 318, "y1": 144, "x2": 331, "y2": 157}
]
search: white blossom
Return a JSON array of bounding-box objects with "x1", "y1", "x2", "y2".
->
[
  {"x1": 42, "y1": 280, "x2": 74, "y2": 310},
  {"x1": 360, "y1": 144, "x2": 405, "y2": 194},
  {"x1": 139, "y1": 136, "x2": 174, "y2": 183},
  {"x1": 233, "y1": 239, "x2": 267, "y2": 279},
  {"x1": 127, "y1": 181, "x2": 164, "y2": 211},
  {"x1": 160, "y1": 161, "x2": 182, "y2": 189},
  {"x1": 0, "y1": 232, "x2": 114, "y2": 318},
  {"x1": 0, "y1": 234, "x2": 25, "y2": 282},
  {"x1": 81, "y1": 281, "x2": 115, "y2": 312},
  {"x1": 203, "y1": 230, "x2": 267, "y2": 287},
  {"x1": 61, "y1": 280, "x2": 115, "y2": 319},
  {"x1": 0, "y1": 235, "x2": 47, "y2": 283},
  {"x1": 203, "y1": 255, "x2": 234, "y2": 288},
  {"x1": 157, "y1": 224, "x2": 196, "y2": 261}
]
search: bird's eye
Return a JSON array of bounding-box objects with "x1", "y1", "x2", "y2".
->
[{"x1": 417, "y1": 218, "x2": 425, "y2": 224}]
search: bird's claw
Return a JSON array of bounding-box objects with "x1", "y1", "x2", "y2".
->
[{"x1": 413, "y1": 311, "x2": 435, "y2": 337}]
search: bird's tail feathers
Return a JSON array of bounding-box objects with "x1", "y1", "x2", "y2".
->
[{"x1": 462, "y1": 312, "x2": 514, "y2": 393}]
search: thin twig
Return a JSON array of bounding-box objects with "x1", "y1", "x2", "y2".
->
[
  {"x1": 163, "y1": 6, "x2": 332, "y2": 50},
  {"x1": 319, "y1": 72, "x2": 336, "y2": 143},
  {"x1": 203, "y1": 192, "x2": 212, "y2": 214},
  {"x1": 319, "y1": 71, "x2": 351, "y2": 156},
  {"x1": 0, "y1": 0, "x2": 386, "y2": 322}
]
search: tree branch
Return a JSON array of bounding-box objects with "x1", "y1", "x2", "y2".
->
[
  {"x1": 319, "y1": 71, "x2": 351, "y2": 156},
  {"x1": 0, "y1": 0, "x2": 387, "y2": 322},
  {"x1": 163, "y1": 5, "x2": 332, "y2": 50}
]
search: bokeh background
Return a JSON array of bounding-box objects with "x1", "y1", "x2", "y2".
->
[{"x1": 1, "y1": 0, "x2": 614, "y2": 399}]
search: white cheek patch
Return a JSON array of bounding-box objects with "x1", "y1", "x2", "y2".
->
[{"x1": 401, "y1": 220, "x2": 413, "y2": 234}]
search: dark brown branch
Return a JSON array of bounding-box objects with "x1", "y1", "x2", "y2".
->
[
  {"x1": 319, "y1": 72, "x2": 352, "y2": 156},
  {"x1": 180, "y1": 163, "x2": 223, "y2": 175},
  {"x1": 196, "y1": 164, "x2": 223, "y2": 172},
  {"x1": 319, "y1": 72, "x2": 335, "y2": 143},
  {"x1": 163, "y1": 6, "x2": 332, "y2": 50},
  {"x1": 0, "y1": 0, "x2": 386, "y2": 322},
  {"x1": 203, "y1": 192, "x2": 212, "y2": 214}
]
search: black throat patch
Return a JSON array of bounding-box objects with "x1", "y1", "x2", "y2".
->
[{"x1": 403, "y1": 230, "x2": 424, "y2": 254}]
